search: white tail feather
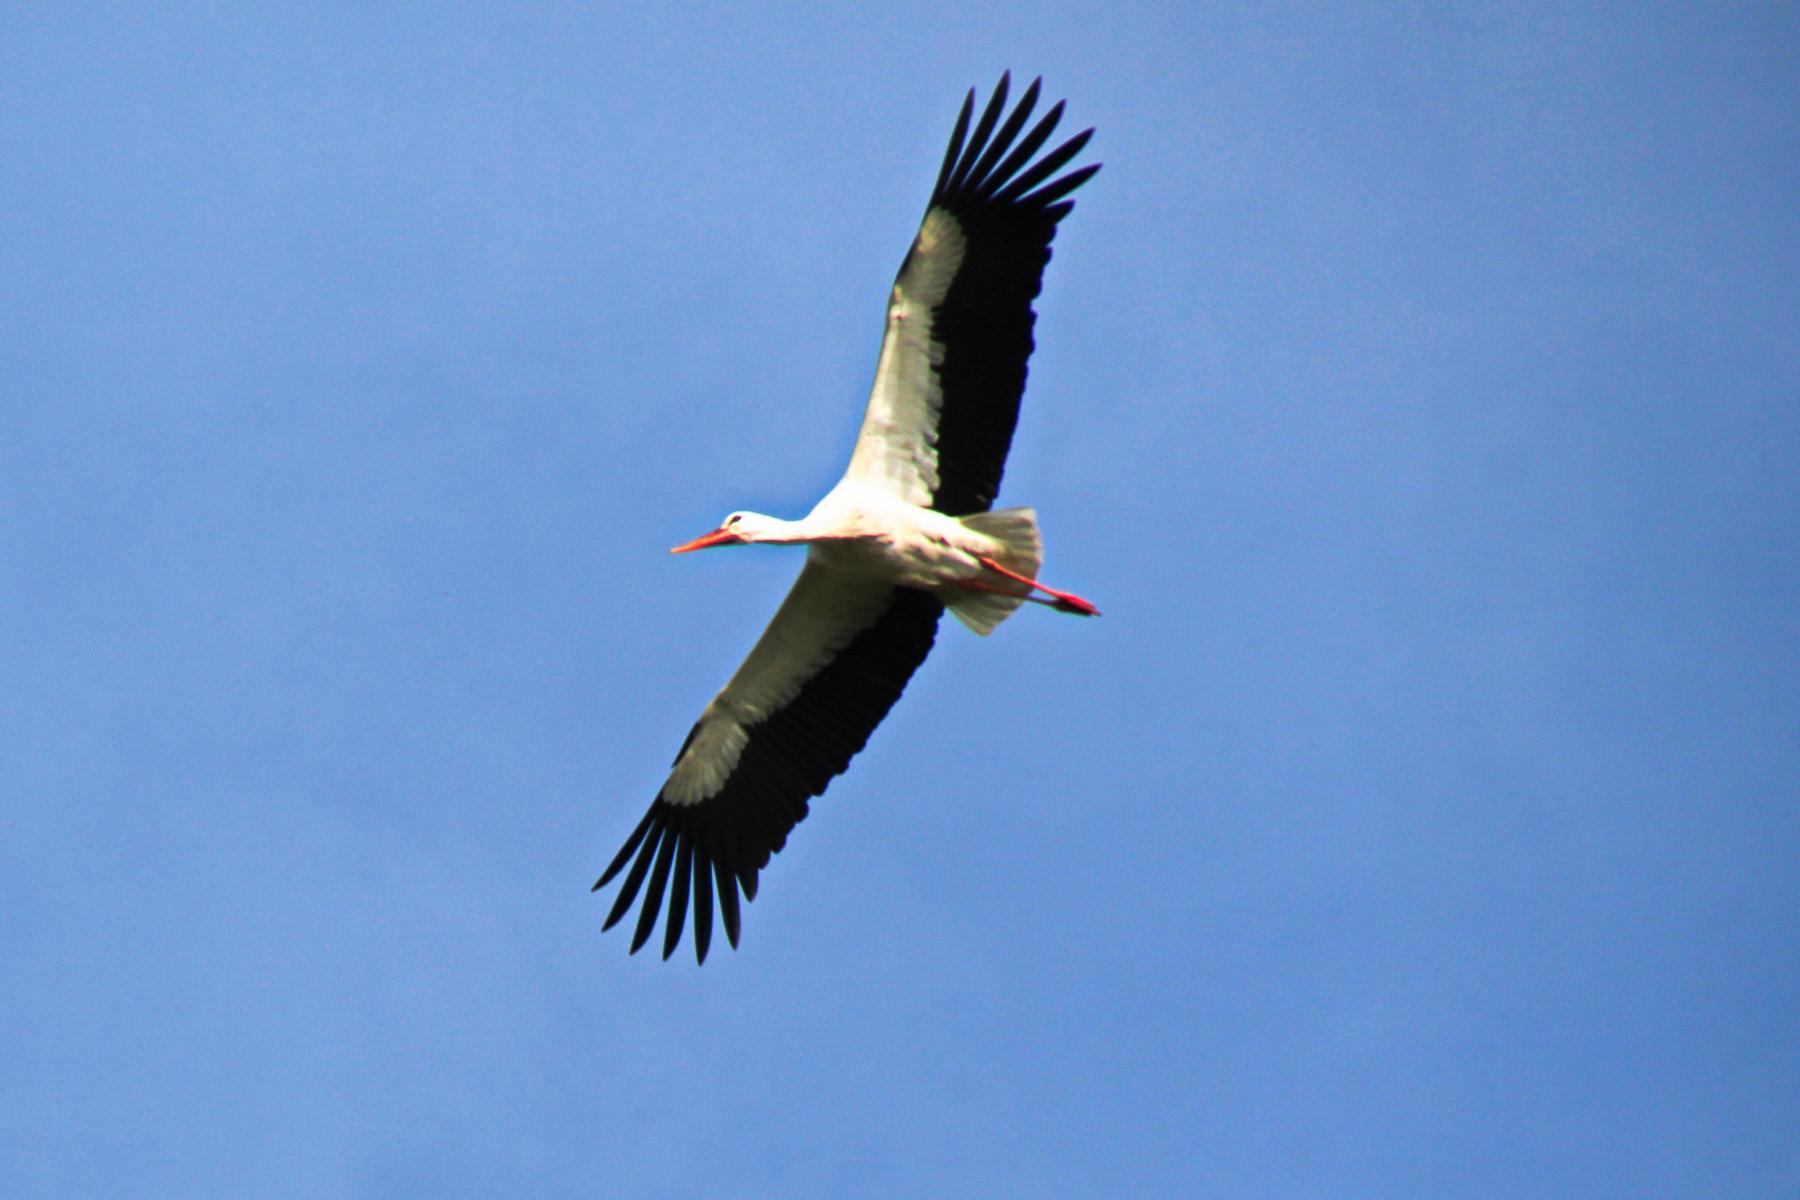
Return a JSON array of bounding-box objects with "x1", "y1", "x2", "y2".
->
[{"x1": 948, "y1": 507, "x2": 1043, "y2": 635}]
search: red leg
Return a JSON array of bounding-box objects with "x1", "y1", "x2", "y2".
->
[
  {"x1": 976, "y1": 556, "x2": 1100, "y2": 617},
  {"x1": 958, "y1": 577, "x2": 1078, "y2": 610}
]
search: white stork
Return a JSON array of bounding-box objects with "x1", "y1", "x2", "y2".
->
[{"x1": 595, "y1": 73, "x2": 1100, "y2": 962}]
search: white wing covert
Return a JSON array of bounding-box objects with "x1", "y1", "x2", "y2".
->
[{"x1": 842, "y1": 73, "x2": 1099, "y2": 516}]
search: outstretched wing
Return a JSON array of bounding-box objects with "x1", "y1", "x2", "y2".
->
[
  {"x1": 594, "y1": 566, "x2": 943, "y2": 962},
  {"x1": 844, "y1": 73, "x2": 1100, "y2": 515}
]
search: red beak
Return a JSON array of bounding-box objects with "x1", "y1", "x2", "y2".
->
[{"x1": 669, "y1": 527, "x2": 743, "y2": 554}]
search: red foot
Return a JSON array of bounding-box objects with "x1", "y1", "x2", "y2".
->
[{"x1": 1049, "y1": 592, "x2": 1100, "y2": 617}]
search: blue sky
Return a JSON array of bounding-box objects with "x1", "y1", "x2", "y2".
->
[{"x1": 4, "y1": 4, "x2": 1797, "y2": 1196}]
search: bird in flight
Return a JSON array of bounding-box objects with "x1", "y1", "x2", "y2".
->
[{"x1": 595, "y1": 73, "x2": 1100, "y2": 962}]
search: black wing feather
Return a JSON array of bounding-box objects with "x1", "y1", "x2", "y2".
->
[
  {"x1": 629, "y1": 829, "x2": 677, "y2": 954},
  {"x1": 601, "y1": 816, "x2": 659, "y2": 932},
  {"x1": 714, "y1": 859, "x2": 741, "y2": 945},
  {"x1": 595, "y1": 588, "x2": 943, "y2": 962},
  {"x1": 951, "y1": 73, "x2": 1013, "y2": 192},
  {"x1": 993, "y1": 126, "x2": 1093, "y2": 205},
  {"x1": 981, "y1": 100, "x2": 1066, "y2": 200},
  {"x1": 922, "y1": 75, "x2": 1099, "y2": 517},
  {"x1": 931, "y1": 89, "x2": 976, "y2": 197},
  {"x1": 691, "y1": 848, "x2": 714, "y2": 963}
]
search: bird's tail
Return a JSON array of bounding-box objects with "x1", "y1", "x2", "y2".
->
[{"x1": 948, "y1": 507, "x2": 1043, "y2": 636}]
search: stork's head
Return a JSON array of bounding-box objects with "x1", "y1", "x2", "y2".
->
[{"x1": 670, "y1": 511, "x2": 784, "y2": 553}]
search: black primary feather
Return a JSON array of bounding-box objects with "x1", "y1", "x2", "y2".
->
[{"x1": 921, "y1": 73, "x2": 1100, "y2": 517}]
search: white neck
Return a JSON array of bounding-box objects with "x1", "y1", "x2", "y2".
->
[{"x1": 734, "y1": 511, "x2": 813, "y2": 545}]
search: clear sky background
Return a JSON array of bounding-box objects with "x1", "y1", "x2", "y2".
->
[{"x1": 4, "y1": 4, "x2": 1797, "y2": 1197}]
